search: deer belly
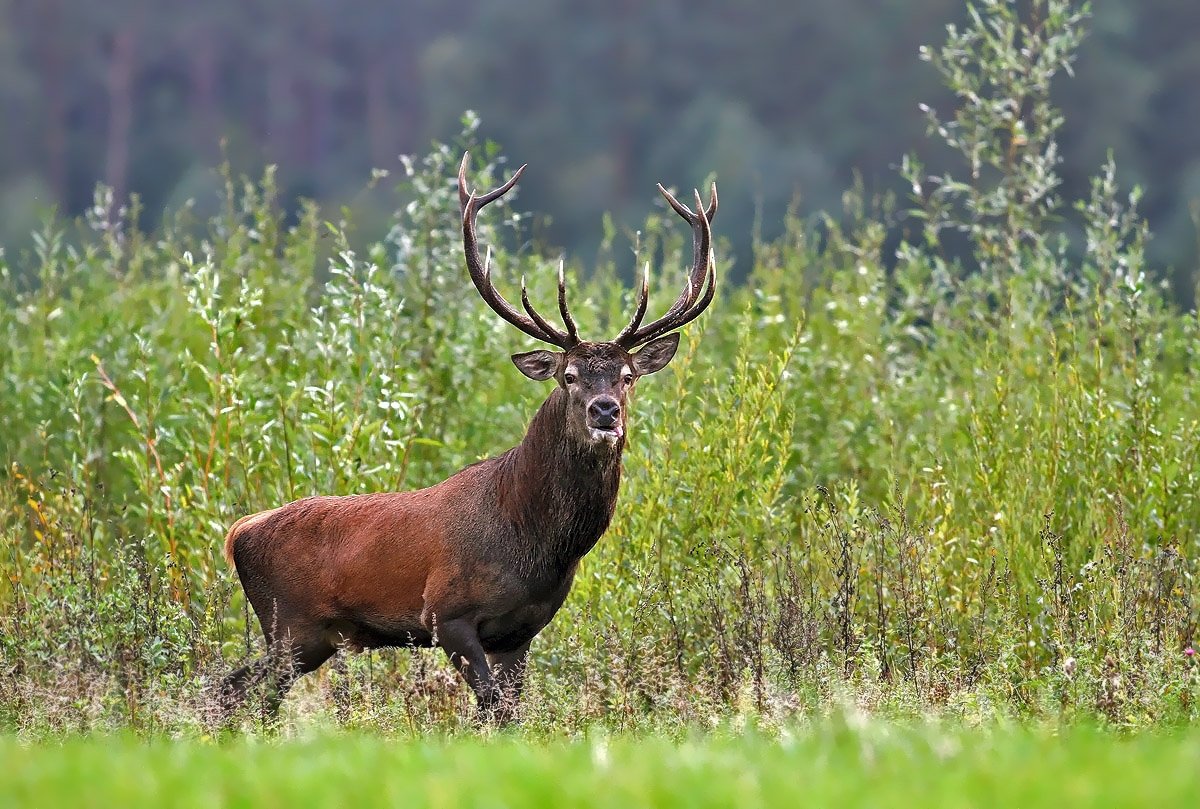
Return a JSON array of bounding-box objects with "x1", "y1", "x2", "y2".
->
[{"x1": 325, "y1": 617, "x2": 434, "y2": 651}]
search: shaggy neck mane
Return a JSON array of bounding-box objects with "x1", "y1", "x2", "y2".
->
[{"x1": 496, "y1": 388, "x2": 624, "y2": 575}]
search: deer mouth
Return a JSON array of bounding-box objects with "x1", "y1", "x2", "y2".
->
[{"x1": 587, "y1": 423, "x2": 624, "y2": 443}]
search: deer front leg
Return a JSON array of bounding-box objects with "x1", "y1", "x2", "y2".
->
[
  {"x1": 437, "y1": 617, "x2": 500, "y2": 719},
  {"x1": 487, "y1": 641, "x2": 531, "y2": 725}
]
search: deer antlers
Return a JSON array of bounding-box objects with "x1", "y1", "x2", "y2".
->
[
  {"x1": 459, "y1": 154, "x2": 578, "y2": 348},
  {"x1": 614, "y1": 183, "x2": 717, "y2": 349},
  {"x1": 458, "y1": 153, "x2": 717, "y2": 351}
]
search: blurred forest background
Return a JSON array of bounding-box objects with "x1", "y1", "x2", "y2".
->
[{"x1": 2, "y1": 0, "x2": 1199, "y2": 301}]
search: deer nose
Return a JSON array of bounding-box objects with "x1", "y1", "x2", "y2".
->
[{"x1": 588, "y1": 397, "x2": 621, "y2": 427}]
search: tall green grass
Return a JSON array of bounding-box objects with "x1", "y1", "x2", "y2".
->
[{"x1": 1, "y1": 0, "x2": 1197, "y2": 734}]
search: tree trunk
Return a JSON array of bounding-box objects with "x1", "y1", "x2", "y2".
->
[
  {"x1": 364, "y1": 54, "x2": 392, "y2": 169},
  {"x1": 104, "y1": 24, "x2": 138, "y2": 210},
  {"x1": 298, "y1": 13, "x2": 331, "y2": 168},
  {"x1": 188, "y1": 23, "x2": 220, "y2": 161},
  {"x1": 264, "y1": 47, "x2": 293, "y2": 166},
  {"x1": 36, "y1": 0, "x2": 68, "y2": 205}
]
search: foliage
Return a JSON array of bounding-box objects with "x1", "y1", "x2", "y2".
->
[{"x1": 1, "y1": 0, "x2": 1198, "y2": 736}]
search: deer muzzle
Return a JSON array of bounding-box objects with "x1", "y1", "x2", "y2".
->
[{"x1": 586, "y1": 397, "x2": 623, "y2": 442}]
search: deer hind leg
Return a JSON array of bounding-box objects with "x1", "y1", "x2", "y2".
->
[
  {"x1": 239, "y1": 596, "x2": 337, "y2": 719},
  {"x1": 214, "y1": 658, "x2": 269, "y2": 722},
  {"x1": 214, "y1": 641, "x2": 331, "y2": 724},
  {"x1": 436, "y1": 617, "x2": 500, "y2": 720},
  {"x1": 259, "y1": 632, "x2": 337, "y2": 718}
]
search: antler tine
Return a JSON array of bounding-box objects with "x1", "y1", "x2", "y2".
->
[
  {"x1": 557, "y1": 258, "x2": 580, "y2": 344},
  {"x1": 521, "y1": 271, "x2": 569, "y2": 342},
  {"x1": 615, "y1": 181, "x2": 718, "y2": 349},
  {"x1": 458, "y1": 152, "x2": 526, "y2": 215},
  {"x1": 614, "y1": 262, "x2": 651, "y2": 344},
  {"x1": 634, "y1": 248, "x2": 716, "y2": 347},
  {"x1": 703, "y1": 180, "x2": 718, "y2": 222},
  {"x1": 624, "y1": 188, "x2": 701, "y2": 329},
  {"x1": 458, "y1": 152, "x2": 575, "y2": 348},
  {"x1": 656, "y1": 181, "x2": 718, "y2": 223},
  {"x1": 457, "y1": 153, "x2": 472, "y2": 212},
  {"x1": 657, "y1": 186, "x2": 711, "y2": 317}
]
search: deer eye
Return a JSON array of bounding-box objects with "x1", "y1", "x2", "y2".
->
[{"x1": 564, "y1": 372, "x2": 577, "y2": 385}]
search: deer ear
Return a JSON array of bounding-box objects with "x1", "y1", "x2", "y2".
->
[
  {"x1": 511, "y1": 350, "x2": 561, "y2": 381},
  {"x1": 631, "y1": 333, "x2": 680, "y2": 376}
]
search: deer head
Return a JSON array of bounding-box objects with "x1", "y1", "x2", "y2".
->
[{"x1": 458, "y1": 154, "x2": 717, "y2": 449}]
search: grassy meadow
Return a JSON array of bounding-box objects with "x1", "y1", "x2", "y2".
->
[
  {"x1": 4, "y1": 722, "x2": 1200, "y2": 808},
  {"x1": 1, "y1": 1, "x2": 1198, "y2": 804}
]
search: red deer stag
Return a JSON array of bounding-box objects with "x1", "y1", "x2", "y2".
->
[{"x1": 219, "y1": 154, "x2": 717, "y2": 722}]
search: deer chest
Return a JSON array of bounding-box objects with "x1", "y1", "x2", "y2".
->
[{"x1": 476, "y1": 571, "x2": 577, "y2": 653}]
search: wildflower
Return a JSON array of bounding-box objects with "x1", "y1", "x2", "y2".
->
[{"x1": 1186, "y1": 647, "x2": 1196, "y2": 658}]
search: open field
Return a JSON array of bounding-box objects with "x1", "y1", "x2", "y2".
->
[{"x1": 4, "y1": 722, "x2": 1199, "y2": 808}]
